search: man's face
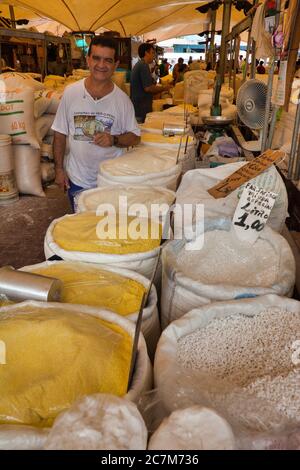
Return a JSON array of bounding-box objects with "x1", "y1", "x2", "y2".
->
[
  {"x1": 86, "y1": 45, "x2": 119, "y2": 82},
  {"x1": 144, "y1": 47, "x2": 155, "y2": 64}
]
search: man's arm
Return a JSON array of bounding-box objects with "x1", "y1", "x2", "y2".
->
[
  {"x1": 94, "y1": 132, "x2": 140, "y2": 148},
  {"x1": 144, "y1": 83, "x2": 171, "y2": 95},
  {"x1": 53, "y1": 131, "x2": 69, "y2": 190}
]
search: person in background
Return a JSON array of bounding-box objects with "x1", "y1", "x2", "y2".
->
[
  {"x1": 159, "y1": 58, "x2": 171, "y2": 77},
  {"x1": 238, "y1": 55, "x2": 243, "y2": 71},
  {"x1": 130, "y1": 43, "x2": 171, "y2": 123},
  {"x1": 188, "y1": 56, "x2": 193, "y2": 66},
  {"x1": 256, "y1": 60, "x2": 266, "y2": 74},
  {"x1": 52, "y1": 36, "x2": 140, "y2": 209},
  {"x1": 173, "y1": 57, "x2": 185, "y2": 82},
  {"x1": 174, "y1": 61, "x2": 188, "y2": 84}
]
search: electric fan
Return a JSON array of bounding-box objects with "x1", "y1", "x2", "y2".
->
[{"x1": 236, "y1": 79, "x2": 270, "y2": 152}]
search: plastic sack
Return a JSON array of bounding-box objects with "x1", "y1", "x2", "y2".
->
[
  {"x1": 148, "y1": 406, "x2": 235, "y2": 450},
  {"x1": 76, "y1": 184, "x2": 175, "y2": 218},
  {"x1": 0, "y1": 303, "x2": 134, "y2": 426},
  {"x1": 44, "y1": 394, "x2": 148, "y2": 450},
  {"x1": 34, "y1": 90, "x2": 52, "y2": 119},
  {"x1": 161, "y1": 218, "x2": 295, "y2": 327},
  {"x1": 21, "y1": 261, "x2": 160, "y2": 360},
  {"x1": 0, "y1": 301, "x2": 151, "y2": 448},
  {"x1": 35, "y1": 114, "x2": 55, "y2": 144},
  {"x1": 13, "y1": 144, "x2": 45, "y2": 197},
  {"x1": 44, "y1": 213, "x2": 164, "y2": 279},
  {"x1": 140, "y1": 134, "x2": 196, "y2": 174},
  {"x1": 0, "y1": 88, "x2": 40, "y2": 148},
  {"x1": 175, "y1": 162, "x2": 289, "y2": 233},
  {"x1": 0, "y1": 425, "x2": 49, "y2": 450},
  {"x1": 98, "y1": 147, "x2": 182, "y2": 191},
  {"x1": 154, "y1": 295, "x2": 300, "y2": 443},
  {"x1": 0, "y1": 72, "x2": 45, "y2": 91},
  {"x1": 41, "y1": 161, "x2": 55, "y2": 183}
]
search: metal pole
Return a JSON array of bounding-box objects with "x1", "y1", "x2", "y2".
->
[
  {"x1": 219, "y1": 0, "x2": 232, "y2": 84},
  {"x1": 250, "y1": 39, "x2": 256, "y2": 79},
  {"x1": 228, "y1": 38, "x2": 235, "y2": 89},
  {"x1": 288, "y1": 91, "x2": 300, "y2": 180},
  {"x1": 209, "y1": 8, "x2": 217, "y2": 68},
  {"x1": 261, "y1": 0, "x2": 281, "y2": 152}
]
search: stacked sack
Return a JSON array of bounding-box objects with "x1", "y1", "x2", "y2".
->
[
  {"x1": 183, "y1": 70, "x2": 214, "y2": 106},
  {"x1": 0, "y1": 73, "x2": 47, "y2": 196}
]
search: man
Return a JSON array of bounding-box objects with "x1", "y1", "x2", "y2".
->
[
  {"x1": 130, "y1": 43, "x2": 171, "y2": 123},
  {"x1": 256, "y1": 60, "x2": 266, "y2": 74},
  {"x1": 52, "y1": 36, "x2": 140, "y2": 208}
]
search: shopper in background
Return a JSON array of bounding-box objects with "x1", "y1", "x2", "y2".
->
[
  {"x1": 130, "y1": 43, "x2": 171, "y2": 123},
  {"x1": 172, "y1": 57, "x2": 186, "y2": 82},
  {"x1": 52, "y1": 36, "x2": 140, "y2": 209},
  {"x1": 256, "y1": 60, "x2": 266, "y2": 74},
  {"x1": 174, "y1": 61, "x2": 188, "y2": 84}
]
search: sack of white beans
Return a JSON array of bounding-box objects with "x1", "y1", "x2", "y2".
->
[
  {"x1": 154, "y1": 294, "x2": 300, "y2": 445},
  {"x1": 161, "y1": 218, "x2": 295, "y2": 328}
]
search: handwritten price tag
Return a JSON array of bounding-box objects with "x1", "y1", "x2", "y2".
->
[{"x1": 232, "y1": 182, "x2": 278, "y2": 244}]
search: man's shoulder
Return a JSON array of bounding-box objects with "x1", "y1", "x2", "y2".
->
[
  {"x1": 62, "y1": 79, "x2": 84, "y2": 97},
  {"x1": 112, "y1": 84, "x2": 132, "y2": 106}
]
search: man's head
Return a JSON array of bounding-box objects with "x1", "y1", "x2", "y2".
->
[
  {"x1": 259, "y1": 60, "x2": 264, "y2": 66},
  {"x1": 178, "y1": 57, "x2": 184, "y2": 64},
  {"x1": 86, "y1": 36, "x2": 119, "y2": 83},
  {"x1": 138, "y1": 43, "x2": 155, "y2": 64}
]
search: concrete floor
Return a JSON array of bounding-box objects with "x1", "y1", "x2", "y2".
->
[{"x1": 0, "y1": 185, "x2": 72, "y2": 269}]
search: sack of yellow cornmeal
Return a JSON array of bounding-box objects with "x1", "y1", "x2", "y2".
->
[
  {"x1": 52, "y1": 212, "x2": 161, "y2": 254},
  {"x1": 21, "y1": 262, "x2": 160, "y2": 360},
  {"x1": 0, "y1": 301, "x2": 152, "y2": 428},
  {"x1": 45, "y1": 213, "x2": 163, "y2": 279},
  {"x1": 23, "y1": 262, "x2": 146, "y2": 316}
]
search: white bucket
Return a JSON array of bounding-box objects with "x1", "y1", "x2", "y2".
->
[{"x1": 0, "y1": 134, "x2": 19, "y2": 205}]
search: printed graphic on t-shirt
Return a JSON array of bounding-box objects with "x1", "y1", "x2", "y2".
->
[{"x1": 74, "y1": 112, "x2": 115, "y2": 142}]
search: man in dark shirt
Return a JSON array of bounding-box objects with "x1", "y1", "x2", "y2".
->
[
  {"x1": 256, "y1": 60, "x2": 266, "y2": 74},
  {"x1": 130, "y1": 43, "x2": 171, "y2": 123}
]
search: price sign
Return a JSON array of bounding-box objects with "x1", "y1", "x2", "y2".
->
[
  {"x1": 232, "y1": 182, "x2": 278, "y2": 244},
  {"x1": 208, "y1": 150, "x2": 284, "y2": 199}
]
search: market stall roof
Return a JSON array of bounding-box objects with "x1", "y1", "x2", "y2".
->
[
  {"x1": 1, "y1": 1, "x2": 246, "y2": 38},
  {"x1": 101, "y1": 4, "x2": 245, "y2": 39}
]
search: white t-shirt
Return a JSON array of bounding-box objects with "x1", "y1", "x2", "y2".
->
[{"x1": 52, "y1": 79, "x2": 140, "y2": 188}]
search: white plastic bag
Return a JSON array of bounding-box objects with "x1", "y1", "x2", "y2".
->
[
  {"x1": 13, "y1": 144, "x2": 45, "y2": 197},
  {"x1": 161, "y1": 218, "x2": 295, "y2": 327}
]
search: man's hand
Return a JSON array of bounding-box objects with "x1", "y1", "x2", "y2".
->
[
  {"x1": 93, "y1": 132, "x2": 113, "y2": 147},
  {"x1": 55, "y1": 168, "x2": 69, "y2": 192}
]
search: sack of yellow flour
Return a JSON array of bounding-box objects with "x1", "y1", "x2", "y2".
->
[
  {"x1": 27, "y1": 262, "x2": 146, "y2": 316},
  {"x1": 0, "y1": 303, "x2": 132, "y2": 427}
]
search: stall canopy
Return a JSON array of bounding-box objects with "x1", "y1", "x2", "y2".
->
[{"x1": 0, "y1": 1, "x2": 246, "y2": 40}]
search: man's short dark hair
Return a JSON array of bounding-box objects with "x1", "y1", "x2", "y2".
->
[
  {"x1": 138, "y1": 43, "x2": 155, "y2": 59},
  {"x1": 88, "y1": 36, "x2": 118, "y2": 61}
]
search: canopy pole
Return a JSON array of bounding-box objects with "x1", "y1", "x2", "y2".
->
[
  {"x1": 209, "y1": 8, "x2": 216, "y2": 68},
  {"x1": 219, "y1": 0, "x2": 232, "y2": 83},
  {"x1": 9, "y1": 5, "x2": 16, "y2": 29}
]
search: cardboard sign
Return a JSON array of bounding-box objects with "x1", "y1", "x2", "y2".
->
[
  {"x1": 273, "y1": 60, "x2": 288, "y2": 106},
  {"x1": 232, "y1": 182, "x2": 278, "y2": 244},
  {"x1": 208, "y1": 150, "x2": 284, "y2": 199}
]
